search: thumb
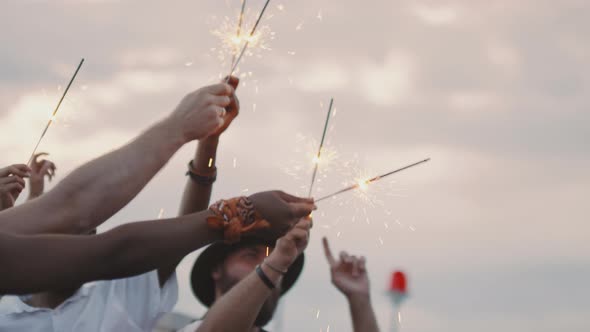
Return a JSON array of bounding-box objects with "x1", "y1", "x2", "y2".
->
[{"x1": 289, "y1": 202, "x2": 317, "y2": 219}]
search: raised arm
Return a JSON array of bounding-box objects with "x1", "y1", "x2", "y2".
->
[
  {"x1": 0, "y1": 190, "x2": 315, "y2": 295},
  {"x1": 160, "y1": 77, "x2": 241, "y2": 286},
  {"x1": 0, "y1": 82, "x2": 234, "y2": 235},
  {"x1": 196, "y1": 218, "x2": 312, "y2": 332},
  {"x1": 322, "y1": 237, "x2": 379, "y2": 332}
]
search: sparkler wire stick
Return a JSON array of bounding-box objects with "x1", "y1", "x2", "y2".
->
[
  {"x1": 228, "y1": 0, "x2": 271, "y2": 76},
  {"x1": 308, "y1": 98, "x2": 334, "y2": 197},
  {"x1": 28, "y1": 58, "x2": 84, "y2": 165},
  {"x1": 315, "y1": 158, "x2": 431, "y2": 202},
  {"x1": 229, "y1": 0, "x2": 248, "y2": 73}
]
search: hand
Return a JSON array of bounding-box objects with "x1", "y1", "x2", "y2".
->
[
  {"x1": 267, "y1": 217, "x2": 312, "y2": 270},
  {"x1": 323, "y1": 237, "x2": 370, "y2": 299},
  {"x1": 169, "y1": 82, "x2": 234, "y2": 142},
  {"x1": 28, "y1": 152, "x2": 56, "y2": 199},
  {"x1": 207, "y1": 76, "x2": 240, "y2": 138},
  {"x1": 0, "y1": 164, "x2": 31, "y2": 210},
  {"x1": 248, "y1": 191, "x2": 316, "y2": 240}
]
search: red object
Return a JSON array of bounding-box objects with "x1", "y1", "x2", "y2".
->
[{"x1": 390, "y1": 271, "x2": 407, "y2": 294}]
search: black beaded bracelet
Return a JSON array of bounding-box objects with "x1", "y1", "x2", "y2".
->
[
  {"x1": 186, "y1": 160, "x2": 217, "y2": 185},
  {"x1": 255, "y1": 265, "x2": 275, "y2": 290}
]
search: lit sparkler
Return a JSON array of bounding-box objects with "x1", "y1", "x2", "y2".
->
[
  {"x1": 308, "y1": 98, "x2": 334, "y2": 197},
  {"x1": 229, "y1": 0, "x2": 248, "y2": 72},
  {"x1": 228, "y1": 0, "x2": 272, "y2": 76},
  {"x1": 28, "y1": 58, "x2": 84, "y2": 165},
  {"x1": 316, "y1": 158, "x2": 430, "y2": 202}
]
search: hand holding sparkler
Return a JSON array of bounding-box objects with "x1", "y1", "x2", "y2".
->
[
  {"x1": 208, "y1": 76, "x2": 241, "y2": 138},
  {"x1": 0, "y1": 164, "x2": 31, "y2": 211},
  {"x1": 169, "y1": 82, "x2": 235, "y2": 142},
  {"x1": 248, "y1": 190, "x2": 316, "y2": 240}
]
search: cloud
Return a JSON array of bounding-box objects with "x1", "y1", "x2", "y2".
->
[{"x1": 357, "y1": 51, "x2": 415, "y2": 106}]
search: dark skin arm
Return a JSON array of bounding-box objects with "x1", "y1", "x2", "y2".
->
[
  {"x1": 0, "y1": 210, "x2": 221, "y2": 295},
  {"x1": 0, "y1": 191, "x2": 315, "y2": 295}
]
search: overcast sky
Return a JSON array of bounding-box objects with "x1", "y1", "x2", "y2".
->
[{"x1": 1, "y1": 0, "x2": 589, "y2": 331}]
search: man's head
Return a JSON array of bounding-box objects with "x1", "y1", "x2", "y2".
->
[{"x1": 191, "y1": 238, "x2": 304, "y2": 327}]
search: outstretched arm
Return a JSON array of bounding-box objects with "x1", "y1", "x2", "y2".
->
[
  {"x1": 0, "y1": 190, "x2": 315, "y2": 295},
  {"x1": 0, "y1": 83, "x2": 234, "y2": 235},
  {"x1": 0, "y1": 209, "x2": 220, "y2": 295},
  {"x1": 323, "y1": 237, "x2": 379, "y2": 332}
]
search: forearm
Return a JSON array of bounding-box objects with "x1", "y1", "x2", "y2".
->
[
  {"x1": 0, "y1": 118, "x2": 185, "y2": 235},
  {"x1": 347, "y1": 295, "x2": 380, "y2": 332},
  {"x1": 179, "y1": 137, "x2": 219, "y2": 215},
  {"x1": 197, "y1": 261, "x2": 282, "y2": 332},
  {"x1": 0, "y1": 210, "x2": 220, "y2": 295}
]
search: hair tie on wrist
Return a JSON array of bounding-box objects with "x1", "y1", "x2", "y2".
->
[
  {"x1": 256, "y1": 265, "x2": 275, "y2": 290},
  {"x1": 186, "y1": 160, "x2": 217, "y2": 185}
]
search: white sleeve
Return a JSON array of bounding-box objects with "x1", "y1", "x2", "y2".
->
[
  {"x1": 178, "y1": 320, "x2": 202, "y2": 332},
  {"x1": 107, "y1": 270, "x2": 179, "y2": 330}
]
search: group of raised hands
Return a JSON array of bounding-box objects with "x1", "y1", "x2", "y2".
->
[{"x1": 0, "y1": 75, "x2": 378, "y2": 331}]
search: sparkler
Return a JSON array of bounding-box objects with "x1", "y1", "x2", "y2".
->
[
  {"x1": 315, "y1": 158, "x2": 430, "y2": 202},
  {"x1": 308, "y1": 98, "x2": 334, "y2": 197},
  {"x1": 28, "y1": 58, "x2": 84, "y2": 165},
  {"x1": 228, "y1": 0, "x2": 272, "y2": 77},
  {"x1": 229, "y1": 0, "x2": 248, "y2": 72}
]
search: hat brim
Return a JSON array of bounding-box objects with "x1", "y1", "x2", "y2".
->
[{"x1": 191, "y1": 239, "x2": 305, "y2": 307}]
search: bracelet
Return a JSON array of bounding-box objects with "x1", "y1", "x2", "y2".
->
[
  {"x1": 255, "y1": 265, "x2": 275, "y2": 290},
  {"x1": 206, "y1": 197, "x2": 271, "y2": 244},
  {"x1": 186, "y1": 160, "x2": 217, "y2": 185},
  {"x1": 263, "y1": 260, "x2": 288, "y2": 275}
]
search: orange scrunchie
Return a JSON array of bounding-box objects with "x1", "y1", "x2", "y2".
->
[{"x1": 207, "y1": 196, "x2": 270, "y2": 244}]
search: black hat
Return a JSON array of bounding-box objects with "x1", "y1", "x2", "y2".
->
[{"x1": 190, "y1": 238, "x2": 305, "y2": 307}]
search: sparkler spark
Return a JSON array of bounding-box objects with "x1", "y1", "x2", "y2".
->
[
  {"x1": 316, "y1": 158, "x2": 431, "y2": 202},
  {"x1": 28, "y1": 58, "x2": 84, "y2": 165},
  {"x1": 227, "y1": 0, "x2": 272, "y2": 77}
]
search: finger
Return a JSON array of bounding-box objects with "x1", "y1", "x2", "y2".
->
[
  {"x1": 340, "y1": 251, "x2": 351, "y2": 263},
  {"x1": 359, "y1": 256, "x2": 366, "y2": 271},
  {"x1": 0, "y1": 175, "x2": 25, "y2": 186},
  {"x1": 322, "y1": 237, "x2": 336, "y2": 266},
  {"x1": 40, "y1": 161, "x2": 54, "y2": 181},
  {"x1": 1, "y1": 165, "x2": 31, "y2": 178},
  {"x1": 278, "y1": 191, "x2": 315, "y2": 204},
  {"x1": 351, "y1": 256, "x2": 360, "y2": 277},
  {"x1": 289, "y1": 202, "x2": 317, "y2": 219},
  {"x1": 222, "y1": 76, "x2": 240, "y2": 90},
  {"x1": 204, "y1": 83, "x2": 233, "y2": 96},
  {"x1": 2, "y1": 183, "x2": 24, "y2": 194},
  {"x1": 209, "y1": 95, "x2": 232, "y2": 107},
  {"x1": 32, "y1": 152, "x2": 49, "y2": 166}
]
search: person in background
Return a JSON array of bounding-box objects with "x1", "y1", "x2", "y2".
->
[
  {"x1": 180, "y1": 217, "x2": 312, "y2": 332},
  {"x1": 322, "y1": 237, "x2": 380, "y2": 332}
]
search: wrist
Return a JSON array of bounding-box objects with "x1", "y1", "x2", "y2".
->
[
  {"x1": 266, "y1": 251, "x2": 295, "y2": 272},
  {"x1": 161, "y1": 116, "x2": 190, "y2": 146},
  {"x1": 346, "y1": 292, "x2": 371, "y2": 304}
]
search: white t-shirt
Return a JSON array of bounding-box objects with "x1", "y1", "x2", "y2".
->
[{"x1": 0, "y1": 270, "x2": 178, "y2": 332}]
